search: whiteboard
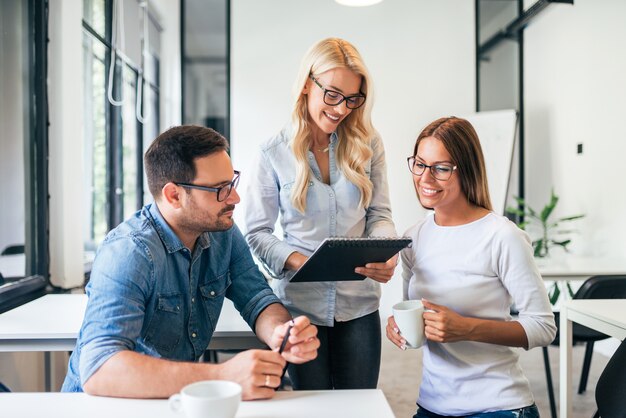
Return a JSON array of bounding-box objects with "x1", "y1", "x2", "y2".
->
[{"x1": 462, "y1": 110, "x2": 518, "y2": 215}]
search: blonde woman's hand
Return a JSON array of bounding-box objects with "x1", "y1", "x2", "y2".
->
[{"x1": 355, "y1": 254, "x2": 398, "y2": 283}]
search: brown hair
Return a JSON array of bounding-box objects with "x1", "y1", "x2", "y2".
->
[
  {"x1": 144, "y1": 125, "x2": 229, "y2": 199},
  {"x1": 413, "y1": 117, "x2": 493, "y2": 211}
]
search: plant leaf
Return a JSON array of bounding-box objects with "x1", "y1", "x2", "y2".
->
[
  {"x1": 558, "y1": 214, "x2": 585, "y2": 222},
  {"x1": 552, "y1": 239, "x2": 571, "y2": 245},
  {"x1": 540, "y1": 192, "x2": 559, "y2": 222},
  {"x1": 549, "y1": 282, "x2": 560, "y2": 305},
  {"x1": 554, "y1": 229, "x2": 578, "y2": 235},
  {"x1": 533, "y1": 239, "x2": 544, "y2": 257}
]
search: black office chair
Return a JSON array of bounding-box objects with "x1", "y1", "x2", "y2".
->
[
  {"x1": 593, "y1": 338, "x2": 626, "y2": 418},
  {"x1": 0, "y1": 381, "x2": 10, "y2": 392},
  {"x1": 1, "y1": 244, "x2": 24, "y2": 256},
  {"x1": 543, "y1": 275, "x2": 626, "y2": 418}
]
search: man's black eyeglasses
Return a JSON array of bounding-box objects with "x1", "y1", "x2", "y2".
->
[
  {"x1": 175, "y1": 170, "x2": 240, "y2": 202},
  {"x1": 309, "y1": 75, "x2": 366, "y2": 110}
]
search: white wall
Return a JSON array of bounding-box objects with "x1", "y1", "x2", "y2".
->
[
  {"x1": 230, "y1": 0, "x2": 476, "y2": 318},
  {"x1": 524, "y1": 0, "x2": 626, "y2": 260}
]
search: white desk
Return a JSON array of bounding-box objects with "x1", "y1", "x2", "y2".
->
[
  {"x1": 0, "y1": 294, "x2": 259, "y2": 390},
  {"x1": 1, "y1": 389, "x2": 396, "y2": 418},
  {"x1": 538, "y1": 257, "x2": 626, "y2": 282},
  {"x1": 0, "y1": 294, "x2": 257, "y2": 352},
  {"x1": 560, "y1": 299, "x2": 626, "y2": 418},
  {"x1": 0, "y1": 252, "x2": 95, "y2": 278}
]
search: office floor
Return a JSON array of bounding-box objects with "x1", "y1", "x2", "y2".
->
[{"x1": 377, "y1": 338, "x2": 609, "y2": 418}]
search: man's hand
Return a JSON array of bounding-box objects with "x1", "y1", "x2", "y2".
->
[
  {"x1": 269, "y1": 316, "x2": 319, "y2": 364},
  {"x1": 354, "y1": 254, "x2": 398, "y2": 283},
  {"x1": 216, "y1": 349, "x2": 286, "y2": 400}
]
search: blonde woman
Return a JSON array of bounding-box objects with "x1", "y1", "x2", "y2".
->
[{"x1": 244, "y1": 38, "x2": 396, "y2": 390}]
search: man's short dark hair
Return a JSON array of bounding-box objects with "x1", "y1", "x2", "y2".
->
[{"x1": 144, "y1": 125, "x2": 229, "y2": 199}]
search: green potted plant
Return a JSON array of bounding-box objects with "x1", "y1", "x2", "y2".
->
[{"x1": 506, "y1": 189, "x2": 585, "y2": 304}]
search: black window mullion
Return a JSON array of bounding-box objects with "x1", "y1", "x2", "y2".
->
[
  {"x1": 136, "y1": 75, "x2": 144, "y2": 211},
  {"x1": 110, "y1": 61, "x2": 124, "y2": 227},
  {"x1": 27, "y1": 0, "x2": 50, "y2": 280}
]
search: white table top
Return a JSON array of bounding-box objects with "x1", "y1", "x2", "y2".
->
[
  {"x1": 537, "y1": 256, "x2": 626, "y2": 279},
  {"x1": 0, "y1": 389, "x2": 395, "y2": 418},
  {"x1": 0, "y1": 294, "x2": 255, "y2": 352},
  {"x1": 563, "y1": 299, "x2": 626, "y2": 339},
  {"x1": 0, "y1": 252, "x2": 95, "y2": 278},
  {"x1": 560, "y1": 299, "x2": 626, "y2": 417}
]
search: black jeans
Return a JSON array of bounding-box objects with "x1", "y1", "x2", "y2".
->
[{"x1": 288, "y1": 310, "x2": 381, "y2": 390}]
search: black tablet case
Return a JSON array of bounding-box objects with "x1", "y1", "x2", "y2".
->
[{"x1": 289, "y1": 237, "x2": 412, "y2": 282}]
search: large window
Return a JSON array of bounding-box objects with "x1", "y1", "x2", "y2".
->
[
  {"x1": 83, "y1": 0, "x2": 161, "y2": 249},
  {"x1": 0, "y1": 0, "x2": 48, "y2": 311}
]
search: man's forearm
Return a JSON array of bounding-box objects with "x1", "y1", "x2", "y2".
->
[
  {"x1": 83, "y1": 351, "x2": 221, "y2": 398},
  {"x1": 255, "y1": 303, "x2": 292, "y2": 349}
]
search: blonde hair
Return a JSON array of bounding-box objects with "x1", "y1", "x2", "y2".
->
[{"x1": 290, "y1": 38, "x2": 376, "y2": 213}]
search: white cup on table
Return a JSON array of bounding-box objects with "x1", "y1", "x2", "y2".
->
[
  {"x1": 392, "y1": 300, "x2": 426, "y2": 348},
  {"x1": 169, "y1": 380, "x2": 241, "y2": 418}
]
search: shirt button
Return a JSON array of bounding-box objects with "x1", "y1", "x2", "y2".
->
[
  {"x1": 329, "y1": 193, "x2": 334, "y2": 198},
  {"x1": 191, "y1": 298, "x2": 195, "y2": 303},
  {"x1": 210, "y1": 290, "x2": 215, "y2": 296},
  {"x1": 331, "y1": 215, "x2": 335, "y2": 219},
  {"x1": 191, "y1": 332, "x2": 197, "y2": 338}
]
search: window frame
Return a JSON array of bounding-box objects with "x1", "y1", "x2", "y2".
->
[{"x1": 82, "y1": 0, "x2": 160, "y2": 242}]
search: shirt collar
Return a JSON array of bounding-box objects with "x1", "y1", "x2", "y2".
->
[{"x1": 330, "y1": 131, "x2": 339, "y2": 144}]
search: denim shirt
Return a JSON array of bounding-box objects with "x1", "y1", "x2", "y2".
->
[
  {"x1": 62, "y1": 203, "x2": 281, "y2": 392},
  {"x1": 244, "y1": 128, "x2": 396, "y2": 326}
]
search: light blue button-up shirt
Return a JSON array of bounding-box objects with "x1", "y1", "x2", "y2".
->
[
  {"x1": 244, "y1": 128, "x2": 396, "y2": 326},
  {"x1": 62, "y1": 203, "x2": 280, "y2": 392}
]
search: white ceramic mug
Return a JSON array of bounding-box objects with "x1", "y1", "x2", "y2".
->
[
  {"x1": 169, "y1": 380, "x2": 242, "y2": 418},
  {"x1": 392, "y1": 300, "x2": 426, "y2": 348}
]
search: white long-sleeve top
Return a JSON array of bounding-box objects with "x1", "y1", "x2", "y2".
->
[{"x1": 402, "y1": 212, "x2": 556, "y2": 415}]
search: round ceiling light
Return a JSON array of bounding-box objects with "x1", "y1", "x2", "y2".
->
[{"x1": 335, "y1": 0, "x2": 384, "y2": 7}]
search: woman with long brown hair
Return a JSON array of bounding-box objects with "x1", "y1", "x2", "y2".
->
[{"x1": 387, "y1": 117, "x2": 556, "y2": 417}]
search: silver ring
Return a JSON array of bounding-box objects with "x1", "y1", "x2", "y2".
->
[{"x1": 265, "y1": 374, "x2": 271, "y2": 387}]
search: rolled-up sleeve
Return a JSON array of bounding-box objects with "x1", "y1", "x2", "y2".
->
[
  {"x1": 244, "y1": 150, "x2": 297, "y2": 277},
  {"x1": 497, "y1": 226, "x2": 557, "y2": 350},
  {"x1": 227, "y1": 224, "x2": 283, "y2": 330},
  {"x1": 78, "y1": 236, "x2": 152, "y2": 386},
  {"x1": 365, "y1": 136, "x2": 396, "y2": 238}
]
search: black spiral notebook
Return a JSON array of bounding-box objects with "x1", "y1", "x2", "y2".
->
[{"x1": 290, "y1": 237, "x2": 412, "y2": 282}]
